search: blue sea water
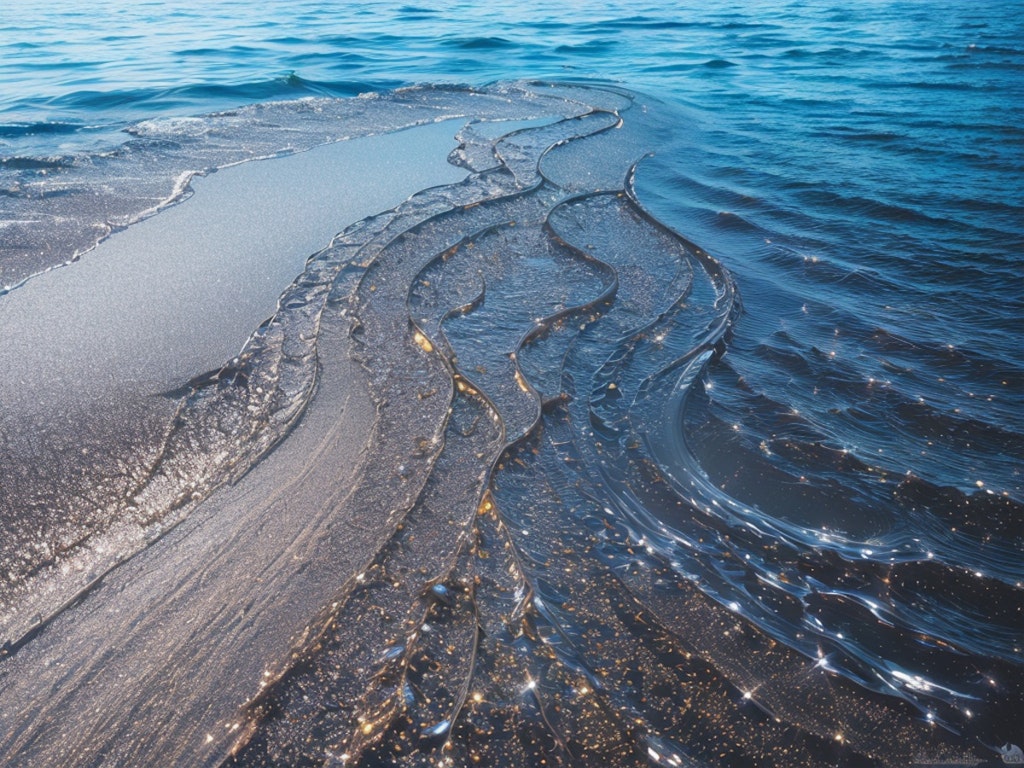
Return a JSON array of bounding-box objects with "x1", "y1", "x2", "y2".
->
[{"x1": 1, "y1": 1, "x2": 1022, "y2": 766}]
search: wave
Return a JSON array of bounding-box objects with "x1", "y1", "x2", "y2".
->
[
  {"x1": 0, "y1": 82, "x2": 1019, "y2": 768},
  {"x1": 39, "y1": 74, "x2": 372, "y2": 112},
  {"x1": 0, "y1": 121, "x2": 87, "y2": 138},
  {"x1": 442, "y1": 36, "x2": 518, "y2": 50}
]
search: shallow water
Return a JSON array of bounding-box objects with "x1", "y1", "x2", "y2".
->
[{"x1": 1, "y1": 2, "x2": 1022, "y2": 767}]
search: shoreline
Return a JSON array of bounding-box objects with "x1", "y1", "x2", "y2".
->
[
  {"x1": 0, "y1": 82, "x2": 1014, "y2": 767},
  {"x1": 0, "y1": 120, "x2": 474, "y2": 665}
]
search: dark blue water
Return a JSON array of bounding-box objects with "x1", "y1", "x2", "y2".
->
[{"x1": 1, "y1": 1, "x2": 1022, "y2": 766}]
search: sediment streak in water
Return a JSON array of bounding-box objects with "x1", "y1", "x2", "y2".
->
[{"x1": 0, "y1": 83, "x2": 1013, "y2": 767}]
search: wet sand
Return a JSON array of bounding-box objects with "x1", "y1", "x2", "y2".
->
[
  {"x1": 0, "y1": 122, "x2": 471, "y2": 766},
  {"x1": 0, "y1": 299, "x2": 378, "y2": 765},
  {"x1": 0, "y1": 121, "x2": 467, "y2": 420}
]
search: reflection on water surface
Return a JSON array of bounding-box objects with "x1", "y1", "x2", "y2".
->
[{"x1": 0, "y1": 83, "x2": 1020, "y2": 768}]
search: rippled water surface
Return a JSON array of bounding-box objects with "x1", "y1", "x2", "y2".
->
[{"x1": 1, "y1": 2, "x2": 1021, "y2": 767}]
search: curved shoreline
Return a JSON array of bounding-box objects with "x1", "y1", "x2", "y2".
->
[{"x1": 0, "y1": 83, "x2": 1015, "y2": 767}]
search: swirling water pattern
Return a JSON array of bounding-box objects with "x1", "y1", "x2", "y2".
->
[{"x1": 0, "y1": 1, "x2": 1021, "y2": 767}]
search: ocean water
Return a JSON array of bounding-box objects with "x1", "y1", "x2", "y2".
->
[{"x1": 1, "y1": 1, "x2": 1022, "y2": 767}]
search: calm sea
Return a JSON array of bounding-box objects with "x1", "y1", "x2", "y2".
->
[{"x1": 1, "y1": 0, "x2": 1022, "y2": 765}]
